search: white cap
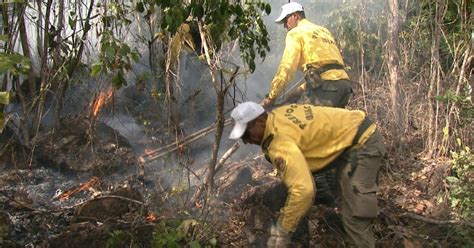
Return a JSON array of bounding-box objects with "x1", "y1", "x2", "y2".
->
[
  {"x1": 229, "y1": 102, "x2": 265, "y2": 140},
  {"x1": 275, "y1": 1, "x2": 304, "y2": 24}
]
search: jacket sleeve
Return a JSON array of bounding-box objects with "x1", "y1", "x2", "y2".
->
[
  {"x1": 268, "y1": 139, "x2": 315, "y2": 232},
  {"x1": 268, "y1": 32, "x2": 302, "y2": 101}
]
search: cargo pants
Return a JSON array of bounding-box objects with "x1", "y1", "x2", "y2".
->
[
  {"x1": 303, "y1": 79, "x2": 353, "y2": 108},
  {"x1": 337, "y1": 129, "x2": 385, "y2": 248}
]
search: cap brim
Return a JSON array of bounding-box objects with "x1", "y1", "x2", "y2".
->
[
  {"x1": 275, "y1": 13, "x2": 287, "y2": 24},
  {"x1": 229, "y1": 121, "x2": 247, "y2": 140}
]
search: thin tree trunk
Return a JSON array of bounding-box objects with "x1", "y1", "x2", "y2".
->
[
  {"x1": 426, "y1": 0, "x2": 444, "y2": 157},
  {"x1": 53, "y1": 0, "x2": 66, "y2": 128},
  {"x1": 33, "y1": 0, "x2": 53, "y2": 134},
  {"x1": 18, "y1": 3, "x2": 36, "y2": 98},
  {"x1": 387, "y1": 0, "x2": 404, "y2": 151}
]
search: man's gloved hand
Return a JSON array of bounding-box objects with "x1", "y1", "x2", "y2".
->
[
  {"x1": 267, "y1": 222, "x2": 291, "y2": 248},
  {"x1": 260, "y1": 97, "x2": 273, "y2": 108}
]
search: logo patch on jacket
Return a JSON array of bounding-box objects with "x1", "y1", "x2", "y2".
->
[{"x1": 273, "y1": 157, "x2": 286, "y2": 172}]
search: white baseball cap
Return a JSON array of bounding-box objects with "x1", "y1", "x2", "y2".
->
[
  {"x1": 229, "y1": 102, "x2": 265, "y2": 140},
  {"x1": 275, "y1": 1, "x2": 304, "y2": 24}
]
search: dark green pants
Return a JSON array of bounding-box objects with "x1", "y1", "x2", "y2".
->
[
  {"x1": 303, "y1": 79, "x2": 353, "y2": 108},
  {"x1": 337, "y1": 129, "x2": 385, "y2": 248}
]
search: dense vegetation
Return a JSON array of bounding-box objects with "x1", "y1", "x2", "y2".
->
[{"x1": 0, "y1": 0, "x2": 472, "y2": 247}]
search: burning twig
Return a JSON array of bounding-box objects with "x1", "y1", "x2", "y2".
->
[
  {"x1": 57, "y1": 176, "x2": 100, "y2": 201},
  {"x1": 90, "y1": 88, "x2": 114, "y2": 118},
  {"x1": 146, "y1": 212, "x2": 158, "y2": 222}
]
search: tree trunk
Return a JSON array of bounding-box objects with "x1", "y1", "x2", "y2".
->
[
  {"x1": 427, "y1": 0, "x2": 444, "y2": 158},
  {"x1": 18, "y1": 3, "x2": 36, "y2": 98},
  {"x1": 33, "y1": 0, "x2": 53, "y2": 135},
  {"x1": 387, "y1": 0, "x2": 405, "y2": 151}
]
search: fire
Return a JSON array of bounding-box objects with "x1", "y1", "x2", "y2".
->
[
  {"x1": 146, "y1": 212, "x2": 159, "y2": 222},
  {"x1": 58, "y1": 176, "x2": 100, "y2": 201},
  {"x1": 143, "y1": 148, "x2": 155, "y2": 156},
  {"x1": 90, "y1": 88, "x2": 114, "y2": 117}
]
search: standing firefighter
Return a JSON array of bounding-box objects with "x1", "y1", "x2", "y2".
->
[
  {"x1": 261, "y1": 1, "x2": 352, "y2": 108},
  {"x1": 229, "y1": 102, "x2": 385, "y2": 248}
]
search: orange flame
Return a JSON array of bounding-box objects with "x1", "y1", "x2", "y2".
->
[
  {"x1": 90, "y1": 89, "x2": 114, "y2": 117},
  {"x1": 58, "y1": 176, "x2": 100, "y2": 201},
  {"x1": 146, "y1": 212, "x2": 158, "y2": 222},
  {"x1": 143, "y1": 148, "x2": 155, "y2": 156}
]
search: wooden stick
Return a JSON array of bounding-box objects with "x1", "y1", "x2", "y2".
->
[
  {"x1": 215, "y1": 141, "x2": 241, "y2": 173},
  {"x1": 142, "y1": 118, "x2": 233, "y2": 162},
  {"x1": 402, "y1": 213, "x2": 474, "y2": 228}
]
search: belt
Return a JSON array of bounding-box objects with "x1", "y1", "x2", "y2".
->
[{"x1": 306, "y1": 63, "x2": 345, "y2": 75}]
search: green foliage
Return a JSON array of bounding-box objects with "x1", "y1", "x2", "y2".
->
[
  {"x1": 447, "y1": 145, "x2": 473, "y2": 220},
  {"x1": 151, "y1": 219, "x2": 210, "y2": 248},
  {"x1": 436, "y1": 89, "x2": 474, "y2": 126},
  {"x1": 135, "y1": 0, "x2": 270, "y2": 72},
  {"x1": 90, "y1": 2, "x2": 141, "y2": 88},
  {"x1": 91, "y1": 30, "x2": 140, "y2": 88},
  {"x1": 151, "y1": 221, "x2": 180, "y2": 248},
  {"x1": 0, "y1": 33, "x2": 30, "y2": 78},
  {"x1": 324, "y1": 1, "x2": 385, "y2": 72},
  {"x1": 0, "y1": 53, "x2": 31, "y2": 75},
  {"x1": 447, "y1": 144, "x2": 474, "y2": 247},
  {"x1": 106, "y1": 230, "x2": 132, "y2": 248}
]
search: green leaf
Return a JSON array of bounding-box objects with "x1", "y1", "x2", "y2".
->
[
  {"x1": 0, "y1": 53, "x2": 30, "y2": 75},
  {"x1": 264, "y1": 4, "x2": 271, "y2": 15},
  {"x1": 208, "y1": 237, "x2": 217, "y2": 247},
  {"x1": 0, "y1": 91, "x2": 10, "y2": 105},
  {"x1": 112, "y1": 72, "x2": 127, "y2": 88},
  {"x1": 446, "y1": 176, "x2": 459, "y2": 183},
  {"x1": 105, "y1": 46, "x2": 115, "y2": 59},
  {"x1": 0, "y1": 35, "x2": 8, "y2": 42},
  {"x1": 131, "y1": 51, "x2": 140, "y2": 62},
  {"x1": 91, "y1": 62, "x2": 102, "y2": 76},
  {"x1": 68, "y1": 16, "x2": 76, "y2": 28},
  {"x1": 188, "y1": 241, "x2": 201, "y2": 248},
  {"x1": 136, "y1": 2, "x2": 145, "y2": 13},
  {"x1": 193, "y1": 5, "x2": 204, "y2": 19},
  {"x1": 119, "y1": 44, "x2": 131, "y2": 56}
]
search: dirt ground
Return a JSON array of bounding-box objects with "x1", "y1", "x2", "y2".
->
[{"x1": 0, "y1": 117, "x2": 472, "y2": 247}]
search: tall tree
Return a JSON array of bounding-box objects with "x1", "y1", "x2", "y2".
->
[{"x1": 387, "y1": 0, "x2": 405, "y2": 151}]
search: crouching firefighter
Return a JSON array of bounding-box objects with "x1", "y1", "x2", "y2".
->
[{"x1": 229, "y1": 102, "x2": 386, "y2": 248}]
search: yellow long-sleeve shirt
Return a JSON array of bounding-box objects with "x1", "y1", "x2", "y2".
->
[
  {"x1": 261, "y1": 104, "x2": 375, "y2": 232},
  {"x1": 268, "y1": 19, "x2": 349, "y2": 101}
]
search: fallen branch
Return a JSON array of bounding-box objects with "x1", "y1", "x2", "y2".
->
[
  {"x1": 93, "y1": 195, "x2": 146, "y2": 206},
  {"x1": 141, "y1": 118, "x2": 233, "y2": 162},
  {"x1": 215, "y1": 141, "x2": 241, "y2": 173},
  {"x1": 402, "y1": 213, "x2": 474, "y2": 228},
  {"x1": 0, "y1": 190, "x2": 45, "y2": 212}
]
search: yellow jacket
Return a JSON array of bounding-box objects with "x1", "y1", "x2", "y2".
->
[
  {"x1": 261, "y1": 104, "x2": 375, "y2": 232},
  {"x1": 268, "y1": 19, "x2": 349, "y2": 101}
]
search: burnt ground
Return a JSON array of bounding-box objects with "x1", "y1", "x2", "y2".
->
[{"x1": 0, "y1": 116, "x2": 473, "y2": 248}]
